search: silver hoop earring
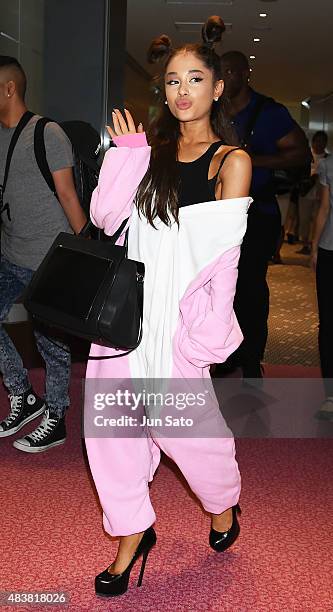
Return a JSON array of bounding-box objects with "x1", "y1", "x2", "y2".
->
[
  {"x1": 214, "y1": 97, "x2": 219, "y2": 102},
  {"x1": 165, "y1": 100, "x2": 168, "y2": 105}
]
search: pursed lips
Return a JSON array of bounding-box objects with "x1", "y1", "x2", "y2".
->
[{"x1": 175, "y1": 100, "x2": 192, "y2": 110}]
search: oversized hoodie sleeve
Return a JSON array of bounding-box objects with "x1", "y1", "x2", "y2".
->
[
  {"x1": 179, "y1": 245, "x2": 243, "y2": 368},
  {"x1": 89, "y1": 133, "x2": 151, "y2": 236}
]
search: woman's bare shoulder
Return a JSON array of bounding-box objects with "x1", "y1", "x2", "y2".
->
[
  {"x1": 215, "y1": 145, "x2": 249, "y2": 160},
  {"x1": 218, "y1": 147, "x2": 251, "y2": 173},
  {"x1": 218, "y1": 147, "x2": 252, "y2": 198}
]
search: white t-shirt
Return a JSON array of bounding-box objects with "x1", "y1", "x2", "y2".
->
[{"x1": 305, "y1": 149, "x2": 328, "y2": 200}]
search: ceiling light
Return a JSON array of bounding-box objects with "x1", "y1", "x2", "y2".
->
[
  {"x1": 301, "y1": 99, "x2": 310, "y2": 109},
  {"x1": 253, "y1": 38, "x2": 261, "y2": 42},
  {"x1": 260, "y1": 13, "x2": 267, "y2": 17},
  {"x1": 250, "y1": 55, "x2": 256, "y2": 59},
  {"x1": 1, "y1": 31, "x2": 19, "y2": 43}
]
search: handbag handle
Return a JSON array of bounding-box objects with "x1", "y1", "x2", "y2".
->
[{"x1": 79, "y1": 218, "x2": 129, "y2": 254}]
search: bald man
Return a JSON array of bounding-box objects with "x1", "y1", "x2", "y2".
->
[
  {"x1": 0, "y1": 56, "x2": 86, "y2": 452},
  {"x1": 220, "y1": 51, "x2": 311, "y2": 379}
]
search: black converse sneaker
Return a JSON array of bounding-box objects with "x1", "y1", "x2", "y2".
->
[
  {"x1": 13, "y1": 408, "x2": 66, "y2": 453},
  {"x1": 0, "y1": 389, "x2": 46, "y2": 438}
]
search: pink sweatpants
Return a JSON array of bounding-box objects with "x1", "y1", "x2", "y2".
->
[{"x1": 85, "y1": 433, "x2": 241, "y2": 536}]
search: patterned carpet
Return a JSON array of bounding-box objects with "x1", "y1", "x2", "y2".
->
[{"x1": 265, "y1": 243, "x2": 320, "y2": 367}]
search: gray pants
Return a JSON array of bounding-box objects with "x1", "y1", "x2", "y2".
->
[{"x1": 0, "y1": 257, "x2": 71, "y2": 417}]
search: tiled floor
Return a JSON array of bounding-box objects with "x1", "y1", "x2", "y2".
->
[{"x1": 265, "y1": 243, "x2": 320, "y2": 367}]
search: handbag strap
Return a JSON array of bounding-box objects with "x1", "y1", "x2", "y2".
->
[
  {"x1": 79, "y1": 217, "x2": 129, "y2": 252},
  {"x1": 1, "y1": 111, "x2": 35, "y2": 195},
  {"x1": 109, "y1": 217, "x2": 129, "y2": 247}
]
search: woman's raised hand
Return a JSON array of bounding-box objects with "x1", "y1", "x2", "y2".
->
[{"x1": 107, "y1": 109, "x2": 144, "y2": 139}]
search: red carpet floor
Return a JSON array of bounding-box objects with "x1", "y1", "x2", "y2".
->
[{"x1": 0, "y1": 363, "x2": 332, "y2": 611}]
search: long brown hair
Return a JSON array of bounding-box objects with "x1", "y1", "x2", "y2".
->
[{"x1": 136, "y1": 16, "x2": 238, "y2": 227}]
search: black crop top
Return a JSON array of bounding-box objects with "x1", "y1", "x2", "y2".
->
[{"x1": 177, "y1": 142, "x2": 240, "y2": 208}]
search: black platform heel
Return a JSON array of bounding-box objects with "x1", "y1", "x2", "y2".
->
[
  {"x1": 209, "y1": 504, "x2": 241, "y2": 552},
  {"x1": 95, "y1": 526, "x2": 156, "y2": 597}
]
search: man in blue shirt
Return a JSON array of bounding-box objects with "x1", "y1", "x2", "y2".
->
[{"x1": 220, "y1": 51, "x2": 310, "y2": 378}]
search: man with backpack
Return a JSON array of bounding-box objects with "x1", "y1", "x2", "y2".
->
[
  {"x1": 0, "y1": 56, "x2": 87, "y2": 452},
  {"x1": 219, "y1": 51, "x2": 311, "y2": 380}
]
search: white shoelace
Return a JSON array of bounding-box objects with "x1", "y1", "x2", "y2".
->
[
  {"x1": 28, "y1": 409, "x2": 57, "y2": 442},
  {"x1": 4, "y1": 395, "x2": 23, "y2": 425}
]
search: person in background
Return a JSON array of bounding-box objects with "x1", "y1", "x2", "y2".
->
[
  {"x1": 311, "y1": 152, "x2": 333, "y2": 420},
  {"x1": 0, "y1": 56, "x2": 86, "y2": 452},
  {"x1": 297, "y1": 130, "x2": 329, "y2": 255},
  {"x1": 220, "y1": 51, "x2": 311, "y2": 379}
]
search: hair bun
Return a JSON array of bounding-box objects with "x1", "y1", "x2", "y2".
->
[
  {"x1": 202, "y1": 15, "x2": 225, "y2": 48},
  {"x1": 147, "y1": 35, "x2": 172, "y2": 64}
]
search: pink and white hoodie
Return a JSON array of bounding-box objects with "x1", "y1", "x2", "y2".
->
[{"x1": 87, "y1": 133, "x2": 251, "y2": 381}]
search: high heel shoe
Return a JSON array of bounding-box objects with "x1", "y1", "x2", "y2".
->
[
  {"x1": 95, "y1": 526, "x2": 156, "y2": 597},
  {"x1": 209, "y1": 504, "x2": 241, "y2": 552}
]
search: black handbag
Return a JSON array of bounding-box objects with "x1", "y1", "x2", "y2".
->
[{"x1": 23, "y1": 219, "x2": 144, "y2": 356}]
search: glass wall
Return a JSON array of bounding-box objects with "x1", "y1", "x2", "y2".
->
[
  {"x1": 0, "y1": 0, "x2": 127, "y2": 144},
  {"x1": 0, "y1": 0, "x2": 45, "y2": 113},
  {"x1": 309, "y1": 94, "x2": 333, "y2": 151}
]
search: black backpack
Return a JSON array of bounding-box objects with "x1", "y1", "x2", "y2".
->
[
  {"x1": 34, "y1": 118, "x2": 101, "y2": 216},
  {"x1": 241, "y1": 94, "x2": 312, "y2": 196}
]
